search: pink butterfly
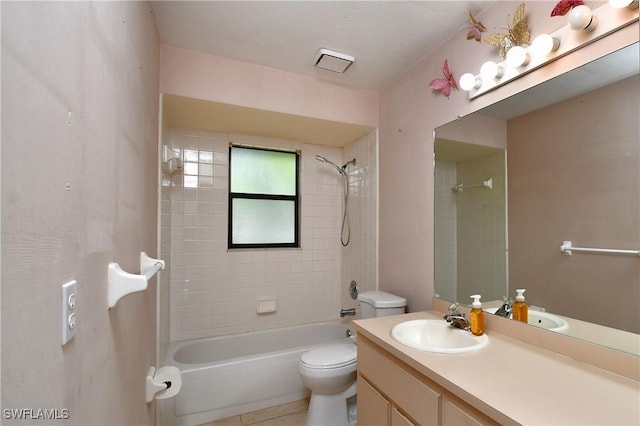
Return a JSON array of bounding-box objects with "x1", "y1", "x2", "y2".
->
[
  {"x1": 429, "y1": 60, "x2": 458, "y2": 99},
  {"x1": 551, "y1": 0, "x2": 584, "y2": 17}
]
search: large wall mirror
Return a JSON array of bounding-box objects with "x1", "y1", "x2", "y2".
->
[{"x1": 434, "y1": 42, "x2": 639, "y2": 356}]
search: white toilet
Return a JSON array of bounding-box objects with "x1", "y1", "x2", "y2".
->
[{"x1": 299, "y1": 291, "x2": 407, "y2": 426}]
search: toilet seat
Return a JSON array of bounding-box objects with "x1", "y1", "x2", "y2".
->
[{"x1": 300, "y1": 343, "x2": 357, "y2": 369}]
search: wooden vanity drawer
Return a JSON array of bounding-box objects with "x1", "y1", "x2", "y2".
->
[{"x1": 359, "y1": 338, "x2": 440, "y2": 425}]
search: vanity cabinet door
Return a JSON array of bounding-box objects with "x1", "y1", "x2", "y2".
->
[
  {"x1": 357, "y1": 374, "x2": 390, "y2": 426},
  {"x1": 358, "y1": 338, "x2": 440, "y2": 425},
  {"x1": 357, "y1": 335, "x2": 501, "y2": 426},
  {"x1": 391, "y1": 407, "x2": 416, "y2": 426}
]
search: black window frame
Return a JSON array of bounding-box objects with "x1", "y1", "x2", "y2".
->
[{"x1": 228, "y1": 144, "x2": 300, "y2": 249}]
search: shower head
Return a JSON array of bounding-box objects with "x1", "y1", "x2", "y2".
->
[
  {"x1": 315, "y1": 155, "x2": 356, "y2": 175},
  {"x1": 315, "y1": 155, "x2": 345, "y2": 175}
]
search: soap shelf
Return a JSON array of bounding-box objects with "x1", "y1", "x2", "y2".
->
[{"x1": 108, "y1": 252, "x2": 165, "y2": 308}]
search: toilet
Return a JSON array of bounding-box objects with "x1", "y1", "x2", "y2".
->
[{"x1": 299, "y1": 291, "x2": 407, "y2": 426}]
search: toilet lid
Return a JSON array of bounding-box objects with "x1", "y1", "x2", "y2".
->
[
  {"x1": 300, "y1": 343, "x2": 357, "y2": 369},
  {"x1": 357, "y1": 291, "x2": 407, "y2": 308}
]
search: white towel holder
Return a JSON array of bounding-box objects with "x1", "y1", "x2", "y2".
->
[
  {"x1": 108, "y1": 252, "x2": 165, "y2": 308},
  {"x1": 560, "y1": 241, "x2": 640, "y2": 256}
]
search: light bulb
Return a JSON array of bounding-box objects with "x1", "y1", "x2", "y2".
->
[
  {"x1": 568, "y1": 5, "x2": 598, "y2": 31},
  {"x1": 609, "y1": 0, "x2": 639, "y2": 9},
  {"x1": 532, "y1": 34, "x2": 560, "y2": 57},
  {"x1": 459, "y1": 73, "x2": 481, "y2": 91},
  {"x1": 480, "y1": 61, "x2": 503, "y2": 79},
  {"x1": 506, "y1": 46, "x2": 529, "y2": 68}
]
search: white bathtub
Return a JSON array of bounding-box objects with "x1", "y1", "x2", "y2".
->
[{"x1": 158, "y1": 321, "x2": 354, "y2": 426}]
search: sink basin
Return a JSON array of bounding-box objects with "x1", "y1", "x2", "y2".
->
[
  {"x1": 391, "y1": 319, "x2": 489, "y2": 353},
  {"x1": 486, "y1": 308, "x2": 569, "y2": 333}
]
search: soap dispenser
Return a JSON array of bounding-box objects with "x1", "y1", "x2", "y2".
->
[
  {"x1": 469, "y1": 294, "x2": 485, "y2": 336},
  {"x1": 512, "y1": 289, "x2": 528, "y2": 323}
]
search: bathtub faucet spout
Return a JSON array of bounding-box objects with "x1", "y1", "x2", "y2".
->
[{"x1": 340, "y1": 308, "x2": 356, "y2": 317}]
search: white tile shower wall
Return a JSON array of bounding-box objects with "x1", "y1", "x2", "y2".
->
[
  {"x1": 434, "y1": 160, "x2": 457, "y2": 302},
  {"x1": 341, "y1": 131, "x2": 378, "y2": 309},
  {"x1": 162, "y1": 128, "x2": 345, "y2": 342}
]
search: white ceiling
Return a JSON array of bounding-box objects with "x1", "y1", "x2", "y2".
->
[{"x1": 152, "y1": 1, "x2": 492, "y2": 90}]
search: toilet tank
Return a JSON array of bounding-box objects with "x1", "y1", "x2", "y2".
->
[{"x1": 357, "y1": 291, "x2": 407, "y2": 318}]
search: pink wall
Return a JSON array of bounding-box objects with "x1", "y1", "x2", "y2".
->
[
  {"x1": 378, "y1": 1, "x2": 639, "y2": 312},
  {"x1": 160, "y1": 45, "x2": 378, "y2": 129},
  {"x1": 2, "y1": 2, "x2": 159, "y2": 424}
]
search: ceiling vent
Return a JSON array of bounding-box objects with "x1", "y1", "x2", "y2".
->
[{"x1": 313, "y1": 48, "x2": 355, "y2": 73}]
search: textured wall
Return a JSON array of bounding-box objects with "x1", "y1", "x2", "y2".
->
[{"x1": 1, "y1": 2, "x2": 159, "y2": 424}]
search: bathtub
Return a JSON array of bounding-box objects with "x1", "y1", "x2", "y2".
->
[{"x1": 158, "y1": 321, "x2": 354, "y2": 426}]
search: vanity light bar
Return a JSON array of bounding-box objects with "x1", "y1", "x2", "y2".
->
[
  {"x1": 460, "y1": 2, "x2": 639, "y2": 100},
  {"x1": 461, "y1": 36, "x2": 560, "y2": 99}
]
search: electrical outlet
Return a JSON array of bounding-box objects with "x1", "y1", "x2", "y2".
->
[{"x1": 61, "y1": 280, "x2": 77, "y2": 345}]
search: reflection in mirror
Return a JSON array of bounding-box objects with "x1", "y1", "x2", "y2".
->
[
  {"x1": 434, "y1": 140, "x2": 506, "y2": 304},
  {"x1": 434, "y1": 43, "x2": 639, "y2": 356}
]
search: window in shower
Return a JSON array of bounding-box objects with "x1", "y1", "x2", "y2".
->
[{"x1": 228, "y1": 144, "x2": 300, "y2": 249}]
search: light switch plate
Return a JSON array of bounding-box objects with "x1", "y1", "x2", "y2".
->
[{"x1": 61, "y1": 280, "x2": 77, "y2": 345}]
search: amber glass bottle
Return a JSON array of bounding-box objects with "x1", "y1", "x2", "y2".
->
[
  {"x1": 469, "y1": 294, "x2": 485, "y2": 336},
  {"x1": 512, "y1": 289, "x2": 528, "y2": 323}
]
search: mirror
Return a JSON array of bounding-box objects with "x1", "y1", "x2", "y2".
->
[{"x1": 434, "y1": 43, "x2": 639, "y2": 355}]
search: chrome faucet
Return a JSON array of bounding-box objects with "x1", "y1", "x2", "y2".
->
[
  {"x1": 494, "y1": 297, "x2": 513, "y2": 318},
  {"x1": 340, "y1": 308, "x2": 356, "y2": 317},
  {"x1": 443, "y1": 303, "x2": 470, "y2": 331}
]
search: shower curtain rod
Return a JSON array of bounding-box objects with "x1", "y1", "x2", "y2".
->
[{"x1": 452, "y1": 178, "x2": 492, "y2": 193}]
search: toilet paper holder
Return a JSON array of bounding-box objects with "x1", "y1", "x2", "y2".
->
[{"x1": 146, "y1": 366, "x2": 182, "y2": 403}]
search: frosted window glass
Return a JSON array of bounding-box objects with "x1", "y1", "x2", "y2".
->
[
  {"x1": 230, "y1": 147, "x2": 296, "y2": 195},
  {"x1": 231, "y1": 199, "x2": 295, "y2": 244}
]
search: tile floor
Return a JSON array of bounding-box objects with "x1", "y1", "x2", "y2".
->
[{"x1": 198, "y1": 399, "x2": 309, "y2": 426}]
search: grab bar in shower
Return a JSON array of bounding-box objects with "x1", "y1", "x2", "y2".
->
[
  {"x1": 452, "y1": 178, "x2": 492, "y2": 193},
  {"x1": 560, "y1": 241, "x2": 640, "y2": 257}
]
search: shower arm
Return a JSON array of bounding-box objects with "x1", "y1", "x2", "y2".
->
[{"x1": 315, "y1": 155, "x2": 356, "y2": 175}]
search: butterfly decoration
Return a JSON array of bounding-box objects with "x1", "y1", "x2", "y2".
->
[
  {"x1": 429, "y1": 59, "x2": 458, "y2": 99},
  {"x1": 467, "y1": 12, "x2": 487, "y2": 42},
  {"x1": 483, "y1": 3, "x2": 530, "y2": 59},
  {"x1": 550, "y1": 0, "x2": 584, "y2": 16}
]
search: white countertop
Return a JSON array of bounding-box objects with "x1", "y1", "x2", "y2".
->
[{"x1": 354, "y1": 311, "x2": 640, "y2": 425}]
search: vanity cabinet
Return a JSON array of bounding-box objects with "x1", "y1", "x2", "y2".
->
[{"x1": 357, "y1": 336, "x2": 498, "y2": 426}]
